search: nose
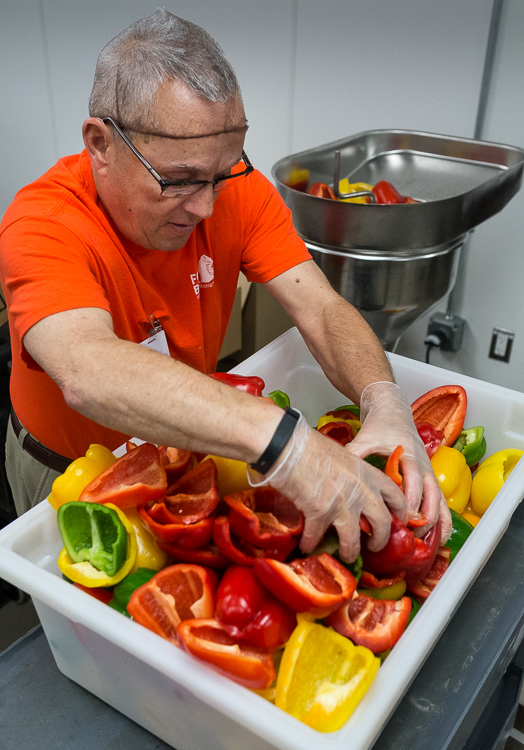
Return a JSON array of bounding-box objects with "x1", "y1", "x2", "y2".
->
[{"x1": 180, "y1": 184, "x2": 215, "y2": 220}]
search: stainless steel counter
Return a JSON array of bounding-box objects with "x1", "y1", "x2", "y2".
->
[{"x1": 3, "y1": 500, "x2": 524, "y2": 750}]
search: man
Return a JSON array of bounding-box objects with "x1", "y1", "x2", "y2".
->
[{"x1": 0, "y1": 10, "x2": 449, "y2": 560}]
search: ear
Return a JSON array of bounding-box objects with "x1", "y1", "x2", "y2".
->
[{"x1": 82, "y1": 118, "x2": 112, "y2": 177}]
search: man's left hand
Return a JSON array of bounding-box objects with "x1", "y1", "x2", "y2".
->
[{"x1": 345, "y1": 381, "x2": 452, "y2": 543}]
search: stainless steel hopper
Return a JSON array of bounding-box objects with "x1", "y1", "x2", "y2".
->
[{"x1": 272, "y1": 129, "x2": 524, "y2": 347}]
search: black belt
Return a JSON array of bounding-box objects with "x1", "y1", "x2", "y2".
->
[{"x1": 10, "y1": 409, "x2": 72, "y2": 473}]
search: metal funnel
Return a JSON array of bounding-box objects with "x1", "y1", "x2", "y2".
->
[{"x1": 272, "y1": 130, "x2": 524, "y2": 346}]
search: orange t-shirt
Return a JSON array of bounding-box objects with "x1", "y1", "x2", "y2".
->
[{"x1": 0, "y1": 150, "x2": 310, "y2": 458}]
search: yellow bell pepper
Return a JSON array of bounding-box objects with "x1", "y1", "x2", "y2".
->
[
  {"x1": 431, "y1": 446, "x2": 471, "y2": 514},
  {"x1": 57, "y1": 503, "x2": 137, "y2": 587},
  {"x1": 470, "y1": 449, "x2": 524, "y2": 516},
  {"x1": 48, "y1": 444, "x2": 117, "y2": 510},
  {"x1": 275, "y1": 620, "x2": 379, "y2": 732},
  {"x1": 123, "y1": 507, "x2": 168, "y2": 573},
  {"x1": 201, "y1": 454, "x2": 250, "y2": 497},
  {"x1": 338, "y1": 179, "x2": 374, "y2": 204}
]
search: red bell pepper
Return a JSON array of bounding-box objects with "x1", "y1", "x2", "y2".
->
[
  {"x1": 213, "y1": 516, "x2": 297, "y2": 566},
  {"x1": 408, "y1": 546, "x2": 450, "y2": 600},
  {"x1": 158, "y1": 445, "x2": 193, "y2": 484},
  {"x1": 152, "y1": 459, "x2": 220, "y2": 525},
  {"x1": 318, "y1": 420, "x2": 357, "y2": 446},
  {"x1": 72, "y1": 582, "x2": 114, "y2": 604},
  {"x1": 216, "y1": 566, "x2": 267, "y2": 627},
  {"x1": 139, "y1": 507, "x2": 214, "y2": 548},
  {"x1": 385, "y1": 445, "x2": 404, "y2": 489},
  {"x1": 209, "y1": 372, "x2": 265, "y2": 397},
  {"x1": 359, "y1": 571, "x2": 406, "y2": 589},
  {"x1": 372, "y1": 180, "x2": 406, "y2": 204},
  {"x1": 416, "y1": 422, "x2": 444, "y2": 458},
  {"x1": 215, "y1": 565, "x2": 296, "y2": 649},
  {"x1": 223, "y1": 487, "x2": 304, "y2": 549},
  {"x1": 361, "y1": 512, "x2": 441, "y2": 585},
  {"x1": 307, "y1": 182, "x2": 337, "y2": 199},
  {"x1": 79, "y1": 442, "x2": 167, "y2": 509},
  {"x1": 327, "y1": 592, "x2": 412, "y2": 653},
  {"x1": 177, "y1": 618, "x2": 276, "y2": 689},
  {"x1": 127, "y1": 564, "x2": 218, "y2": 643},
  {"x1": 411, "y1": 385, "x2": 467, "y2": 447},
  {"x1": 157, "y1": 541, "x2": 232, "y2": 569},
  {"x1": 253, "y1": 552, "x2": 357, "y2": 618}
]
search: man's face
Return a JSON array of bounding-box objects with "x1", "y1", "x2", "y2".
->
[{"x1": 95, "y1": 80, "x2": 248, "y2": 252}]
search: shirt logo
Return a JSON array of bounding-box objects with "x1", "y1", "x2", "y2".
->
[
  {"x1": 198, "y1": 255, "x2": 214, "y2": 286},
  {"x1": 190, "y1": 255, "x2": 214, "y2": 299}
]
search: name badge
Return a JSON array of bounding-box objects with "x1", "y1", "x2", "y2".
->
[{"x1": 140, "y1": 329, "x2": 170, "y2": 356}]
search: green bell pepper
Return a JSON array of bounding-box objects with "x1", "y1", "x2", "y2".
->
[
  {"x1": 452, "y1": 426, "x2": 487, "y2": 467},
  {"x1": 57, "y1": 501, "x2": 128, "y2": 577},
  {"x1": 447, "y1": 509, "x2": 474, "y2": 563},
  {"x1": 407, "y1": 596, "x2": 422, "y2": 626},
  {"x1": 109, "y1": 567, "x2": 157, "y2": 617},
  {"x1": 267, "y1": 390, "x2": 291, "y2": 408}
]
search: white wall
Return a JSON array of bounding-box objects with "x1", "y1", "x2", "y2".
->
[{"x1": 1, "y1": 0, "x2": 523, "y2": 389}]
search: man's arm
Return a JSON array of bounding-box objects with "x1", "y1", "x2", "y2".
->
[
  {"x1": 23, "y1": 306, "x2": 284, "y2": 465},
  {"x1": 265, "y1": 260, "x2": 451, "y2": 540},
  {"x1": 265, "y1": 259, "x2": 393, "y2": 402},
  {"x1": 23, "y1": 303, "x2": 407, "y2": 561}
]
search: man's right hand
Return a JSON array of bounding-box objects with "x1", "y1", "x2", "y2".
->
[{"x1": 248, "y1": 414, "x2": 407, "y2": 563}]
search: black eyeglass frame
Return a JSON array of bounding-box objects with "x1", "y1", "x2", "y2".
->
[{"x1": 101, "y1": 116, "x2": 254, "y2": 197}]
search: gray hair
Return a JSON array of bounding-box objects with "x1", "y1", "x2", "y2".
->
[{"x1": 88, "y1": 8, "x2": 242, "y2": 129}]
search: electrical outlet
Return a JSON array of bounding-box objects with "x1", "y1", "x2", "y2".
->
[
  {"x1": 489, "y1": 327, "x2": 515, "y2": 363},
  {"x1": 427, "y1": 312, "x2": 465, "y2": 352}
]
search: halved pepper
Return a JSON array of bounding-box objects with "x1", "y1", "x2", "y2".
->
[
  {"x1": 127, "y1": 563, "x2": 219, "y2": 642},
  {"x1": 431, "y1": 445, "x2": 472, "y2": 514},
  {"x1": 123, "y1": 507, "x2": 168, "y2": 572},
  {"x1": 48, "y1": 444, "x2": 117, "y2": 510},
  {"x1": 156, "y1": 459, "x2": 220, "y2": 524},
  {"x1": 470, "y1": 449, "x2": 524, "y2": 515},
  {"x1": 361, "y1": 512, "x2": 440, "y2": 585},
  {"x1": 79, "y1": 442, "x2": 167, "y2": 509},
  {"x1": 58, "y1": 501, "x2": 128, "y2": 576},
  {"x1": 412, "y1": 385, "x2": 467, "y2": 447},
  {"x1": 213, "y1": 515, "x2": 297, "y2": 566},
  {"x1": 253, "y1": 552, "x2": 357, "y2": 618},
  {"x1": 452, "y1": 427, "x2": 487, "y2": 468},
  {"x1": 407, "y1": 547, "x2": 450, "y2": 600},
  {"x1": 139, "y1": 508, "x2": 214, "y2": 548},
  {"x1": 327, "y1": 592, "x2": 412, "y2": 653},
  {"x1": 138, "y1": 459, "x2": 219, "y2": 548},
  {"x1": 57, "y1": 502, "x2": 137, "y2": 587},
  {"x1": 177, "y1": 618, "x2": 276, "y2": 689},
  {"x1": 223, "y1": 487, "x2": 304, "y2": 548},
  {"x1": 158, "y1": 445, "x2": 194, "y2": 484}
]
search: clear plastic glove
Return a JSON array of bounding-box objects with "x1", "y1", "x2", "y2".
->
[
  {"x1": 345, "y1": 381, "x2": 452, "y2": 543},
  {"x1": 248, "y1": 412, "x2": 407, "y2": 563}
]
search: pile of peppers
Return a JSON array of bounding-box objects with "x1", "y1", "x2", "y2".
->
[
  {"x1": 50, "y1": 373, "x2": 523, "y2": 731},
  {"x1": 284, "y1": 166, "x2": 417, "y2": 204}
]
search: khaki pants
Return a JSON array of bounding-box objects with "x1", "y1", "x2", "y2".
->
[{"x1": 5, "y1": 417, "x2": 61, "y2": 516}]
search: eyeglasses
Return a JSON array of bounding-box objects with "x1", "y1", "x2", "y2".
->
[{"x1": 102, "y1": 116, "x2": 253, "y2": 198}]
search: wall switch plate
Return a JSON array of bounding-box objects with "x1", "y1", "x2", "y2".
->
[{"x1": 489, "y1": 327, "x2": 515, "y2": 363}]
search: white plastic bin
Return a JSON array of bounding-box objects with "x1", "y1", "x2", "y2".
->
[{"x1": 1, "y1": 326, "x2": 524, "y2": 750}]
